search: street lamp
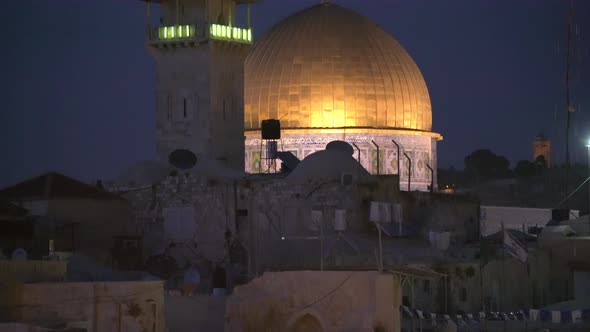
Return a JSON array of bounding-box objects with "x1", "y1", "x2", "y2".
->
[{"x1": 587, "y1": 139, "x2": 590, "y2": 233}]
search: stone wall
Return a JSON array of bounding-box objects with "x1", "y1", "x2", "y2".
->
[
  {"x1": 122, "y1": 173, "x2": 402, "y2": 278},
  {"x1": 433, "y1": 250, "x2": 556, "y2": 314},
  {"x1": 123, "y1": 175, "x2": 238, "y2": 264},
  {"x1": 480, "y1": 205, "x2": 579, "y2": 236},
  {"x1": 165, "y1": 294, "x2": 226, "y2": 332},
  {"x1": 400, "y1": 191, "x2": 480, "y2": 243},
  {"x1": 151, "y1": 15, "x2": 250, "y2": 171},
  {"x1": 243, "y1": 176, "x2": 401, "y2": 273},
  {"x1": 225, "y1": 271, "x2": 401, "y2": 332},
  {"x1": 0, "y1": 280, "x2": 165, "y2": 332},
  {"x1": 121, "y1": 172, "x2": 479, "y2": 296},
  {"x1": 46, "y1": 199, "x2": 132, "y2": 263},
  {"x1": 0, "y1": 261, "x2": 66, "y2": 283}
]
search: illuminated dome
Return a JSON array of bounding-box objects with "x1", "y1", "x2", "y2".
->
[
  {"x1": 243, "y1": 3, "x2": 441, "y2": 192},
  {"x1": 244, "y1": 3, "x2": 432, "y2": 132}
]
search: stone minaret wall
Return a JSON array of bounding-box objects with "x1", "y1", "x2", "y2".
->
[
  {"x1": 533, "y1": 135, "x2": 551, "y2": 167},
  {"x1": 149, "y1": 0, "x2": 248, "y2": 171}
]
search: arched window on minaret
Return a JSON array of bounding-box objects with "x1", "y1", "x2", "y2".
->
[
  {"x1": 223, "y1": 99, "x2": 226, "y2": 120},
  {"x1": 167, "y1": 94, "x2": 173, "y2": 121}
]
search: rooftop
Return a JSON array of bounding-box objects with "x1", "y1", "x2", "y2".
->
[{"x1": 0, "y1": 172, "x2": 123, "y2": 201}]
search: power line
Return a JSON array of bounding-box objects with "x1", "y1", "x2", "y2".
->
[
  {"x1": 295, "y1": 271, "x2": 355, "y2": 313},
  {"x1": 554, "y1": 175, "x2": 590, "y2": 209}
]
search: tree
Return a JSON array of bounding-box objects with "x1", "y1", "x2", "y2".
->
[
  {"x1": 514, "y1": 160, "x2": 537, "y2": 178},
  {"x1": 534, "y1": 155, "x2": 547, "y2": 169},
  {"x1": 515, "y1": 155, "x2": 547, "y2": 179},
  {"x1": 464, "y1": 149, "x2": 510, "y2": 182}
]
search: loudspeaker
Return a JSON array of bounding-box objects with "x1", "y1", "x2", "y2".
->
[{"x1": 261, "y1": 119, "x2": 281, "y2": 139}]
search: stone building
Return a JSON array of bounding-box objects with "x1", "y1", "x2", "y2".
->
[
  {"x1": 0, "y1": 172, "x2": 132, "y2": 263},
  {"x1": 144, "y1": 0, "x2": 254, "y2": 171},
  {"x1": 112, "y1": 145, "x2": 479, "y2": 304},
  {"x1": 225, "y1": 271, "x2": 401, "y2": 332},
  {"x1": 125, "y1": 0, "x2": 484, "y2": 322},
  {"x1": 139, "y1": 1, "x2": 441, "y2": 191},
  {"x1": 0, "y1": 279, "x2": 166, "y2": 332}
]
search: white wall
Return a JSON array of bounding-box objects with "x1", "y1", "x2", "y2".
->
[
  {"x1": 480, "y1": 206, "x2": 579, "y2": 236},
  {"x1": 574, "y1": 271, "x2": 590, "y2": 304}
]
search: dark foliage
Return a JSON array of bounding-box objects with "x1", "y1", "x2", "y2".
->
[{"x1": 464, "y1": 149, "x2": 510, "y2": 183}]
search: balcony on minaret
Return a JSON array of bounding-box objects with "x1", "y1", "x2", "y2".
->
[
  {"x1": 147, "y1": 23, "x2": 202, "y2": 46},
  {"x1": 209, "y1": 24, "x2": 252, "y2": 44},
  {"x1": 147, "y1": 23, "x2": 252, "y2": 47}
]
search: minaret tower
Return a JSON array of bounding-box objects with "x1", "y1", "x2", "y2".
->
[
  {"x1": 533, "y1": 133, "x2": 551, "y2": 168},
  {"x1": 142, "y1": 0, "x2": 256, "y2": 171}
]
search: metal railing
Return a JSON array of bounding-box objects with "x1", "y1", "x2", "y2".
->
[
  {"x1": 147, "y1": 23, "x2": 205, "y2": 42},
  {"x1": 209, "y1": 23, "x2": 252, "y2": 44},
  {"x1": 147, "y1": 23, "x2": 253, "y2": 45}
]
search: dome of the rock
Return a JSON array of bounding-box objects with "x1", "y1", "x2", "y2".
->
[
  {"x1": 243, "y1": 3, "x2": 442, "y2": 191},
  {"x1": 245, "y1": 3, "x2": 432, "y2": 131}
]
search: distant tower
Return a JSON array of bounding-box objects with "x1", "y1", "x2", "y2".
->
[
  {"x1": 533, "y1": 133, "x2": 551, "y2": 167},
  {"x1": 142, "y1": 0, "x2": 255, "y2": 170}
]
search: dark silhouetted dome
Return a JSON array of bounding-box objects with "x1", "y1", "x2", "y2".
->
[{"x1": 287, "y1": 149, "x2": 369, "y2": 183}]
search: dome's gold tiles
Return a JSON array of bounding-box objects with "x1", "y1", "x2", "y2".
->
[{"x1": 245, "y1": 4, "x2": 432, "y2": 132}]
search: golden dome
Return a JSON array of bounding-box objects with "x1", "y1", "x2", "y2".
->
[{"x1": 244, "y1": 4, "x2": 432, "y2": 132}]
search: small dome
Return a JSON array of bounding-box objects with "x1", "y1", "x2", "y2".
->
[
  {"x1": 326, "y1": 140, "x2": 354, "y2": 155},
  {"x1": 287, "y1": 149, "x2": 369, "y2": 183},
  {"x1": 245, "y1": 3, "x2": 432, "y2": 132}
]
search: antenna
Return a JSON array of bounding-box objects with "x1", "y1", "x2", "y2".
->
[{"x1": 564, "y1": 0, "x2": 574, "y2": 201}]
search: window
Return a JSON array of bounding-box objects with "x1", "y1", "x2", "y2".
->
[
  {"x1": 167, "y1": 94, "x2": 173, "y2": 121},
  {"x1": 460, "y1": 287, "x2": 467, "y2": 302},
  {"x1": 49, "y1": 239, "x2": 54, "y2": 254},
  {"x1": 124, "y1": 240, "x2": 138, "y2": 249},
  {"x1": 183, "y1": 98, "x2": 187, "y2": 118},
  {"x1": 223, "y1": 99, "x2": 226, "y2": 120}
]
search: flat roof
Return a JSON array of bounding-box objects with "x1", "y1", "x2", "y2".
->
[{"x1": 268, "y1": 265, "x2": 446, "y2": 279}]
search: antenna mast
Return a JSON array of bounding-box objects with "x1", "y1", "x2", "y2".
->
[{"x1": 564, "y1": 0, "x2": 574, "y2": 199}]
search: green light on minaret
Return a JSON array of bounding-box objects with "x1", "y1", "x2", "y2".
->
[
  {"x1": 155, "y1": 24, "x2": 251, "y2": 44},
  {"x1": 155, "y1": 25, "x2": 198, "y2": 41},
  {"x1": 209, "y1": 24, "x2": 252, "y2": 44}
]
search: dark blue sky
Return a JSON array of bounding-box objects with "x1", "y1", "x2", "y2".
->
[{"x1": 1, "y1": 0, "x2": 589, "y2": 187}]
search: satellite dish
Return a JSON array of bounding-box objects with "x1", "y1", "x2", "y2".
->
[
  {"x1": 326, "y1": 140, "x2": 354, "y2": 155},
  {"x1": 169, "y1": 149, "x2": 197, "y2": 170},
  {"x1": 11, "y1": 248, "x2": 28, "y2": 260}
]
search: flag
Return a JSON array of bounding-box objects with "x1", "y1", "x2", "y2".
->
[{"x1": 503, "y1": 230, "x2": 528, "y2": 263}]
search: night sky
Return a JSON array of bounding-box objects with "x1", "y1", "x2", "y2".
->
[{"x1": 1, "y1": 0, "x2": 589, "y2": 187}]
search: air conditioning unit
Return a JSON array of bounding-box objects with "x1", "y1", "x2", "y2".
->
[
  {"x1": 392, "y1": 203, "x2": 403, "y2": 224},
  {"x1": 334, "y1": 209, "x2": 347, "y2": 231},
  {"x1": 379, "y1": 203, "x2": 392, "y2": 223},
  {"x1": 341, "y1": 173, "x2": 353, "y2": 186},
  {"x1": 309, "y1": 210, "x2": 323, "y2": 232},
  {"x1": 369, "y1": 201, "x2": 380, "y2": 222}
]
